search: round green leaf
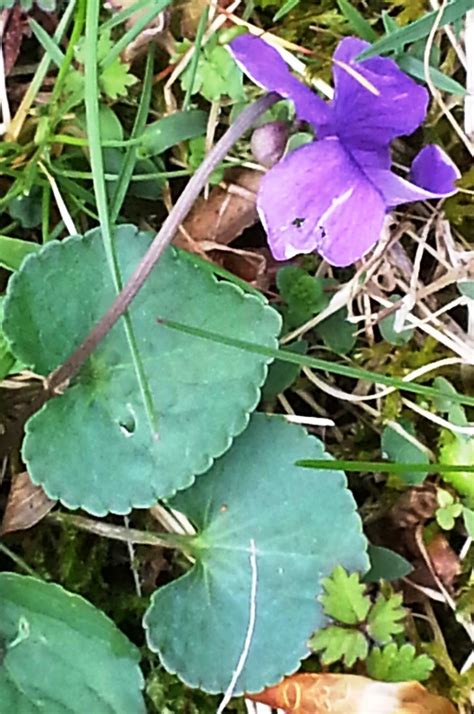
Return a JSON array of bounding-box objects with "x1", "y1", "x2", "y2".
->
[
  {"x1": 0, "y1": 573, "x2": 145, "y2": 713},
  {"x1": 144, "y1": 413, "x2": 368, "y2": 694},
  {"x1": 3, "y1": 226, "x2": 281, "y2": 515}
]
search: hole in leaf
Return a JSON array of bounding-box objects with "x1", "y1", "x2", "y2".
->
[{"x1": 118, "y1": 406, "x2": 136, "y2": 438}]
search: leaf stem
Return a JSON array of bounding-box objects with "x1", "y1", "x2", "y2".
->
[
  {"x1": 46, "y1": 91, "x2": 279, "y2": 394},
  {"x1": 47, "y1": 512, "x2": 195, "y2": 552}
]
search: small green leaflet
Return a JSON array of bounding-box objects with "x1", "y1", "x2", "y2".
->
[
  {"x1": 310, "y1": 627, "x2": 368, "y2": 667},
  {"x1": 319, "y1": 565, "x2": 371, "y2": 624},
  {"x1": 367, "y1": 593, "x2": 405, "y2": 644},
  {"x1": 367, "y1": 643, "x2": 435, "y2": 682}
]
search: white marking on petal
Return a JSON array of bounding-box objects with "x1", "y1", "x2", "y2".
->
[
  {"x1": 332, "y1": 58, "x2": 380, "y2": 96},
  {"x1": 315, "y1": 186, "x2": 354, "y2": 247},
  {"x1": 433, "y1": 144, "x2": 462, "y2": 178}
]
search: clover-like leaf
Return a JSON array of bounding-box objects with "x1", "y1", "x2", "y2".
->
[
  {"x1": 144, "y1": 414, "x2": 368, "y2": 694},
  {"x1": 367, "y1": 593, "x2": 405, "y2": 644},
  {"x1": 310, "y1": 626, "x2": 368, "y2": 667},
  {"x1": 367, "y1": 643, "x2": 435, "y2": 682},
  {"x1": 0, "y1": 573, "x2": 145, "y2": 713},
  {"x1": 320, "y1": 565, "x2": 371, "y2": 624},
  {"x1": 3, "y1": 226, "x2": 281, "y2": 515},
  {"x1": 181, "y1": 41, "x2": 244, "y2": 103}
]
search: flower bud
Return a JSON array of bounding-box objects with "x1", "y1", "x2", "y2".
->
[{"x1": 250, "y1": 121, "x2": 289, "y2": 167}]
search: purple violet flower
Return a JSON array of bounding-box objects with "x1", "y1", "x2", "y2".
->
[{"x1": 228, "y1": 35, "x2": 460, "y2": 267}]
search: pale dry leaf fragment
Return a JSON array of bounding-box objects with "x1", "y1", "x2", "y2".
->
[
  {"x1": 1, "y1": 470, "x2": 56, "y2": 535},
  {"x1": 104, "y1": 0, "x2": 167, "y2": 63}
]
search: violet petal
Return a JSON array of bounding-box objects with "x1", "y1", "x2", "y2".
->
[
  {"x1": 410, "y1": 144, "x2": 461, "y2": 195},
  {"x1": 257, "y1": 137, "x2": 386, "y2": 267},
  {"x1": 365, "y1": 146, "x2": 460, "y2": 207},
  {"x1": 326, "y1": 37, "x2": 429, "y2": 154},
  {"x1": 228, "y1": 34, "x2": 331, "y2": 129}
]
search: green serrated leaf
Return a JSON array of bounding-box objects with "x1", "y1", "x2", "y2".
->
[
  {"x1": 367, "y1": 643, "x2": 435, "y2": 682},
  {"x1": 320, "y1": 565, "x2": 371, "y2": 624},
  {"x1": 0, "y1": 573, "x2": 145, "y2": 713},
  {"x1": 100, "y1": 59, "x2": 138, "y2": 100},
  {"x1": 144, "y1": 414, "x2": 368, "y2": 693},
  {"x1": 3, "y1": 226, "x2": 281, "y2": 515},
  {"x1": 181, "y1": 42, "x2": 244, "y2": 102},
  {"x1": 310, "y1": 625, "x2": 368, "y2": 667},
  {"x1": 367, "y1": 593, "x2": 405, "y2": 644}
]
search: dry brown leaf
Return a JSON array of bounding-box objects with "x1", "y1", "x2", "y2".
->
[
  {"x1": 247, "y1": 673, "x2": 457, "y2": 714},
  {"x1": 1, "y1": 8, "x2": 26, "y2": 76},
  {"x1": 425, "y1": 532, "x2": 461, "y2": 592},
  {"x1": 177, "y1": 168, "x2": 261, "y2": 248},
  {"x1": 1, "y1": 470, "x2": 55, "y2": 535},
  {"x1": 177, "y1": 0, "x2": 208, "y2": 38}
]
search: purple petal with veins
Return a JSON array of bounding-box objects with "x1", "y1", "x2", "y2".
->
[
  {"x1": 325, "y1": 37, "x2": 429, "y2": 155},
  {"x1": 227, "y1": 34, "x2": 460, "y2": 266},
  {"x1": 410, "y1": 144, "x2": 461, "y2": 195},
  {"x1": 365, "y1": 145, "x2": 460, "y2": 207},
  {"x1": 257, "y1": 138, "x2": 385, "y2": 267},
  {"x1": 228, "y1": 34, "x2": 331, "y2": 129}
]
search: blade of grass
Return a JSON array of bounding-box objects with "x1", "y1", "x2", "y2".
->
[
  {"x1": 397, "y1": 54, "x2": 466, "y2": 94},
  {"x1": 182, "y1": 6, "x2": 209, "y2": 111},
  {"x1": 358, "y1": 0, "x2": 474, "y2": 58},
  {"x1": 297, "y1": 459, "x2": 474, "y2": 475},
  {"x1": 7, "y1": 0, "x2": 76, "y2": 140},
  {"x1": 337, "y1": 0, "x2": 378, "y2": 42},
  {"x1": 273, "y1": 0, "x2": 300, "y2": 22},
  {"x1": 29, "y1": 19, "x2": 65, "y2": 67},
  {"x1": 102, "y1": 0, "x2": 165, "y2": 31},
  {"x1": 110, "y1": 45, "x2": 155, "y2": 222},
  {"x1": 100, "y1": 0, "x2": 172, "y2": 69},
  {"x1": 156, "y1": 318, "x2": 474, "y2": 408},
  {"x1": 84, "y1": 0, "x2": 159, "y2": 435}
]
